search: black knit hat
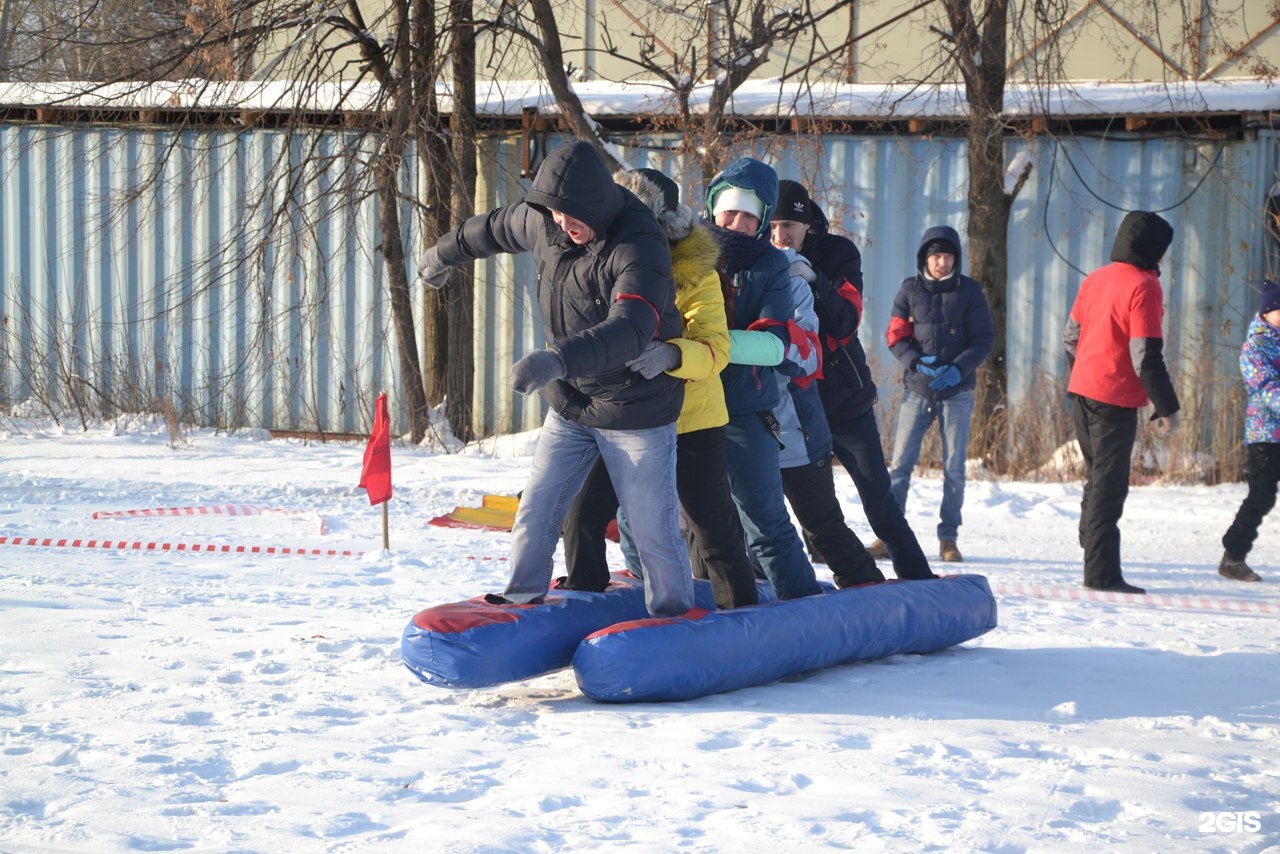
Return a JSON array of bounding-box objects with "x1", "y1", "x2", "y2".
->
[
  {"x1": 1261, "y1": 279, "x2": 1280, "y2": 315},
  {"x1": 776, "y1": 179, "x2": 814, "y2": 224},
  {"x1": 923, "y1": 238, "x2": 958, "y2": 258}
]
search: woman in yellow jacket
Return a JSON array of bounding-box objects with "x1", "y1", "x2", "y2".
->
[{"x1": 562, "y1": 168, "x2": 760, "y2": 609}]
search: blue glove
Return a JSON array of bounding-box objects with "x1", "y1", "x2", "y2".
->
[
  {"x1": 626, "y1": 341, "x2": 682, "y2": 379},
  {"x1": 927, "y1": 364, "x2": 961, "y2": 390},
  {"x1": 914, "y1": 354, "x2": 939, "y2": 375},
  {"x1": 509, "y1": 349, "x2": 566, "y2": 395}
]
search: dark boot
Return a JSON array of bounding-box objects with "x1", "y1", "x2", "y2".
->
[
  {"x1": 1219, "y1": 551, "x2": 1262, "y2": 582},
  {"x1": 1083, "y1": 579, "x2": 1146, "y2": 595},
  {"x1": 939, "y1": 539, "x2": 963, "y2": 563}
]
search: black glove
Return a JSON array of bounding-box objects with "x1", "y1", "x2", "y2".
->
[
  {"x1": 417, "y1": 246, "x2": 450, "y2": 290},
  {"x1": 625, "y1": 341, "x2": 681, "y2": 379},
  {"x1": 509, "y1": 349, "x2": 566, "y2": 395}
]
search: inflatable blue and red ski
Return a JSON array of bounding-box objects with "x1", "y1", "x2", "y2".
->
[
  {"x1": 401, "y1": 572, "x2": 777, "y2": 689},
  {"x1": 572, "y1": 573, "x2": 997, "y2": 702},
  {"x1": 401, "y1": 573, "x2": 995, "y2": 698}
]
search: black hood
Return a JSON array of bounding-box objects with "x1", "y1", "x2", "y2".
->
[
  {"x1": 523, "y1": 141, "x2": 623, "y2": 241},
  {"x1": 916, "y1": 224, "x2": 964, "y2": 274},
  {"x1": 1110, "y1": 210, "x2": 1173, "y2": 270}
]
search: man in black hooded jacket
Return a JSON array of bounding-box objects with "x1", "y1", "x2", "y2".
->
[
  {"x1": 417, "y1": 141, "x2": 694, "y2": 617},
  {"x1": 771, "y1": 180, "x2": 934, "y2": 580}
]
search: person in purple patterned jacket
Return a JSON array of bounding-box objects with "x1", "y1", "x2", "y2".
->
[{"x1": 1218, "y1": 280, "x2": 1280, "y2": 582}]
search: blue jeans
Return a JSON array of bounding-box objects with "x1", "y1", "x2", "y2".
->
[
  {"x1": 506, "y1": 410, "x2": 694, "y2": 617},
  {"x1": 887, "y1": 390, "x2": 974, "y2": 542},
  {"x1": 722, "y1": 412, "x2": 821, "y2": 599}
]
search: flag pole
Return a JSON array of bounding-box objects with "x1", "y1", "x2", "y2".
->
[{"x1": 381, "y1": 500, "x2": 389, "y2": 551}]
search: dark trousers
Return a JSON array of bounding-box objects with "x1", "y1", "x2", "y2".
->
[
  {"x1": 561, "y1": 455, "x2": 617, "y2": 593},
  {"x1": 1222, "y1": 443, "x2": 1280, "y2": 558},
  {"x1": 1071, "y1": 393, "x2": 1138, "y2": 587},
  {"x1": 829, "y1": 408, "x2": 934, "y2": 579},
  {"x1": 781, "y1": 455, "x2": 884, "y2": 586},
  {"x1": 562, "y1": 427, "x2": 759, "y2": 609}
]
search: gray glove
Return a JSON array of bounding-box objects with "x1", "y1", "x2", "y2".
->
[
  {"x1": 788, "y1": 258, "x2": 816, "y2": 284},
  {"x1": 1155, "y1": 411, "x2": 1180, "y2": 436},
  {"x1": 417, "y1": 245, "x2": 450, "y2": 290},
  {"x1": 509, "y1": 349, "x2": 566, "y2": 395},
  {"x1": 625, "y1": 341, "x2": 682, "y2": 379}
]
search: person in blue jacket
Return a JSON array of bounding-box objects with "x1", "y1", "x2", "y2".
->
[
  {"x1": 1218, "y1": 280, "x2": 1280, "y2": 582},
  {"x1": 701, "y1": 157, "x2": 823, "y2": 600},
  {"x1": 884, "y1": 225, "x2": 994, "y2": 563}
]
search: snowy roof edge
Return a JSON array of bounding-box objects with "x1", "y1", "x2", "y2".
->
[{"x1": 0, "y1": 78, "x2": 1275, "y2": 119}]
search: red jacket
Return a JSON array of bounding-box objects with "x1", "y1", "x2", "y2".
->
[{"x1": 1065, "y1": 262, "x2": 1166, "y2": 408}]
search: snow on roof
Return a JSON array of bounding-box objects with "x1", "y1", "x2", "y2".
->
[{"x1": 0, "y1": 77, "x2": 1275, "y2": 119}]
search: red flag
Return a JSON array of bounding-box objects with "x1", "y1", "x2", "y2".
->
[{"x1": 359, "y1": 393, "x2": 392, "y2": 505}]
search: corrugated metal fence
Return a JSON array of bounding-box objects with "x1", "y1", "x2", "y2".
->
[{"x1": 1, "y1": 123, "x2": 1276, "y2": 436}]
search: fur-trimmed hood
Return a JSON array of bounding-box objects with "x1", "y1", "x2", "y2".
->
[{"x1": 615, "y1": 169, "x2": 696, "y2": 244}]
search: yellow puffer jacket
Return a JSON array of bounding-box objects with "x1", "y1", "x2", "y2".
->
[{"x1": 664, "y1": 225, "x2": 730, "y2": 434}]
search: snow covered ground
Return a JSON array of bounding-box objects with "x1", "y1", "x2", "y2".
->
[{"x1": 2, "y1": 413, "x2": 1278, "y2": 852}]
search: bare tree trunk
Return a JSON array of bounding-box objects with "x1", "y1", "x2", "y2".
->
[
  {"x1": 942, "y1": 0, "x2": 1020, "y2": 471},
  {"x1": 361, "y1": 0, "x2": 432, "y2": 442},
  {"x1": 966, "y1": 116, "x2": 1012, "y2": 470},
  {"x1": 376, "y1": 151, "x2": 431, "y2": 443},
  {"x1": 446, "y1": 0, "x2": 477, "y2": 442},
  {"x1": 416, "y1": 0, "x2": 452, "y2": 409}
]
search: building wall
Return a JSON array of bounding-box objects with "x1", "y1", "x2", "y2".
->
[
  {"x1": 0, "y1": 124, "x2": 406, "y2": 434},
  {"x1": 389, "y1": 0, "x2": 1280, "y2": 86},
  {"x1": 3, "y1": 121, "x2": 1274, "y2": 437}
]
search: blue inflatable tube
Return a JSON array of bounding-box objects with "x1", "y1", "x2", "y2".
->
[
  {"x1": 401, "y1": 573, "x2": 777, "y2": 689},
  {"x1": 572, "y1": 574, "x2": 997, "y2": 702}
]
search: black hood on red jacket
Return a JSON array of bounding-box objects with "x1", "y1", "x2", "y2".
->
[{"x1": 1110, "y1": 210, "x2": 1173, "y2": 270}]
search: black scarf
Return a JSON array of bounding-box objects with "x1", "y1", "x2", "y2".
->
[
  {"x1": 705, "y1": 220, "x2": 773, "y2": 326},
  {"x1": 705, "y1": 221, "x2": 772, "y2": 274}
]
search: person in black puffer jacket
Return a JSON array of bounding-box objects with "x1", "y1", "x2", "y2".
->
[
  {"x1": 417, "y1": 141, "x2": 693, "y2": 617},
  {"x1": 771, "y1": 180, "x2": 934, "y2": 580},
  {"x1": 884, "y1": 225, "x2": 994, "y2": 564}
]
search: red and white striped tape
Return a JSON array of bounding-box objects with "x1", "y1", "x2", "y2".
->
[
  {"x1": 0, "y1": 535, "x2": 362, "y2": 558},
  {"x1": 992, "y1": 581, "x2": 1278, "y2": 616},
  {"x1": 92, "y1": 504, "x2": 329, "y2": 535}
]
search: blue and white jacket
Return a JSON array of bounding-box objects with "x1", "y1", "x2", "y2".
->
[{"x1": 1241, "y1": 315, "x2": 1280, "y2": 444}]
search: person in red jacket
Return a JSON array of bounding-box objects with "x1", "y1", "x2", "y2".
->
[{"x1": 1063, "y1": 210, "x2": 1181, "y2": 595}]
